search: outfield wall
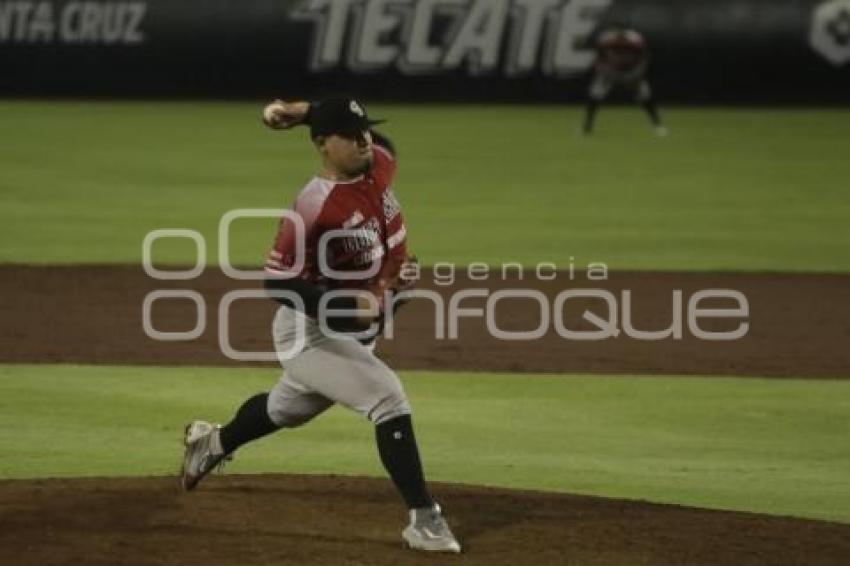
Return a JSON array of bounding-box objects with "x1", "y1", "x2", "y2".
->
[{"x1": 1, "y1": 0, "x2": 849, "y2": 102}]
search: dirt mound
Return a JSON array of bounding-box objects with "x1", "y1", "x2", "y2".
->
[
  {"x1": 0, "y1": 474, "x2": 847, "y2": 566},
  {"x1": 2, "y1": 265, "x2": 849, "y2": 377}
]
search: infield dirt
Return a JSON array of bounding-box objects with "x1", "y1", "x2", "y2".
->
[
  {"x1": 2, "y1": 265, "x2": 848, "y2": 377},
  {"x1": 1, "y1": 474, "x2": 849, "y2": 566},
  {"x1": 3, "y1": 264, "x2": 849, "y2": 564}
]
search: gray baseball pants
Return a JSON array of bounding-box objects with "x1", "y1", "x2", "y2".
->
[{"x1": 266, "y1": 306, "x2": 411, "y2": 428}]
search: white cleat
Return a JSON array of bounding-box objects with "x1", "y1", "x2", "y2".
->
[
  {"x1": 654, "y1": 125, "x2": 669, "y2": 137},
  {"x1": 402, "y1": 503, "x2": 462, "y2": 553},
  {"x1": 180, "y1": 420, "x2": 228, "y2": 491}
]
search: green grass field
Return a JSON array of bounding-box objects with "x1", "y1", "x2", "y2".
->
[
  {"x1": 2, "y1": 102, "x2": 848, "y2": 527},
  {"x1": 1, "y1": 364, "x2": 848, "y2": 523},
  {"x1": 1, "y1": 102, "x2": 849, "y2": 270}
]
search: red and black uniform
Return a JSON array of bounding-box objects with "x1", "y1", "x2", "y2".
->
[
  {"x1": 595, "y1": 29, "x2": 649, "y2": 84},
  {"x1": 265, "y1": 140, "x2": 406, "y2": 299},
  {"x1": 582, "y1": 28, "x2": 665, "y2": 135},
  {"x1": 209, "y1": 98, "x2": 454, "y2": 535},
  {"x1": 264, "y1": 135, "x2": 407, "y2": 333}
]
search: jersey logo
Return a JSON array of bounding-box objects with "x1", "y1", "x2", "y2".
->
[
  {"x1": 335, "y1": 217, "x2": 382, "y2": 268},
  {"x1": 350, "y1": 100, "x2": 365, "y2": 117},
  {"x1": 382, "y1": 190, "x2": 401, "y2": 221},
  {"x1": 340, "y1": 225, "x2": 379, "y2": 254}
]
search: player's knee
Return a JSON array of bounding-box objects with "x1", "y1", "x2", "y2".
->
[
  {"x1": 369, "y1": 389, "x2": 411, "y2": 425},
  {"x1": 267, "y1": 402, "x2": 293, "y2": 428},
  {"x1": 267, "y1": 398, "x2": 314, "y2": 429},
  {"x1": 269, "y1": 409, "x2": 311, "y2": 429}
]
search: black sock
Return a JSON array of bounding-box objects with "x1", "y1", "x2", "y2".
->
[
  {"x1": 218, "y1": 393, "x2": 278, "y2": 455},
  {"x1": 583, "y1": 101, "x2": 599, "y2": 134},
  {"x1": 642, "y1": 99, "x2": 663, "y2": 127},
  {"x1": 375, "y1": 414, "x2": 433, "y2": 509}
]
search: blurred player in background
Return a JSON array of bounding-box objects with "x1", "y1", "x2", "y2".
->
[{"x1": 583, "y1": 27, "x2": 668, "y2": 136}]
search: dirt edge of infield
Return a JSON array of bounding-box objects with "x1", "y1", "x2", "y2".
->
[
  {"x1": 1, "y1": 473, "x2": 848, "y2": 566},
  {"x1": 2, "y1": 264, "x2": 849, "y2": 377}
]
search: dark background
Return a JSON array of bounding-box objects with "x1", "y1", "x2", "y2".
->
[{"x1": 1, "y1": 0, "x2": 849, "y2": 103}]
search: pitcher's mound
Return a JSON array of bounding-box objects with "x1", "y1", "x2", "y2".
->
[{"x1": 1, "y1": 474, "x2": 847, "y2": 565}]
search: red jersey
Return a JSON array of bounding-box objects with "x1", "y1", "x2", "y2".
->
[
  {"x1": 596, "y1": 29, "x2": 649, "y2": 82},
  {"x1": 265, "y1": 144, "x2": 408, "y2": 294}
]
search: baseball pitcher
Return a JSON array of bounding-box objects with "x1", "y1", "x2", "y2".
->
[{"x1": 180, "y1": 97, "x2": 461, "y2": 553}]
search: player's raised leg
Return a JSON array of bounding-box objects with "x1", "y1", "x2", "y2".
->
[
  {"x1": 181, "y1": 373, "x2": 336, "y2": 491},
  {"x1": 181, "y1": 420, "x2": 228, "y2": 490},
  {"x1": 181, "y1": 393, "x2": 278, "y2": 490}
]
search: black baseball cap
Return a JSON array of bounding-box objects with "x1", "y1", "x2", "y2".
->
[{"x1": 308, "y1": 97, "x2": 385, "y2": 138}]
